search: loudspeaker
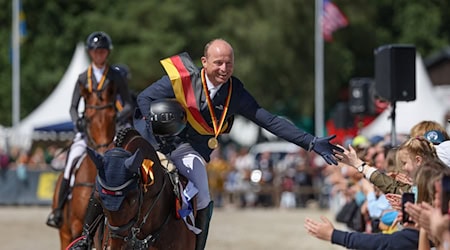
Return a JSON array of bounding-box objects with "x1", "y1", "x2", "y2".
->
[
  {"x1": 349, "y1": 77, "x2": 375, "y2": 115},
  {"x1": 374, "y1": 44, "x2": 416, "y2": 102}
]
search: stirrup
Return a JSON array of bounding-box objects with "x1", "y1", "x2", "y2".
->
[
  {"x1": 67, "y1": 235, "x2": 90, "y2": 250},
  {"x1": 46, "y1": 210, "x2": 62, "y2": 228}
]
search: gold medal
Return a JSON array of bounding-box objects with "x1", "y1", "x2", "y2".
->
[{"x1": 208, "y1": 137, "x2": 219, "y2": 149}]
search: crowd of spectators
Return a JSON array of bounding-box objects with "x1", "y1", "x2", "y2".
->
[
  {"x1": 0, "y1": 144, "x2": 67, "y2": 172},
  {"x1": 304, "y1": 119, "x2": 450, "y2": 250}
]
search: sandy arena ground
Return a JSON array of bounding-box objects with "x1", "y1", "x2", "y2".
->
[{"x1": 1, "y1": 204, "x2": 346, "y2": 250}]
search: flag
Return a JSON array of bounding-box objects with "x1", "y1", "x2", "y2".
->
[
  {"x1": 19, "y1": 0, "x2": 27, "y2": 43},
  {"x1": 321, "y1": 0, "x2": 348, "y2": 42}
]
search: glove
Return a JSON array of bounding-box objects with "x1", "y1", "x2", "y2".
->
[
  {"x1": 310, "y1": 135, "x2": 343, "y2": 165},
  {"x1": 76, "y1": 118, "x2": 86, "y2": 133}
]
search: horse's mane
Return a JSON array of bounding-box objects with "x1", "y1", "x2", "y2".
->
[{"x1": 115, "y1": 127, "x2": 142, "y2": 148}]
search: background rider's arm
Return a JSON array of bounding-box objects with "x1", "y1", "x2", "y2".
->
[
  {"x1": 115, "y1": 75, "x2": 134, "y2": 123},
  {"x1": 70, "y1": 79, "x2": 82, "y2": 131}
]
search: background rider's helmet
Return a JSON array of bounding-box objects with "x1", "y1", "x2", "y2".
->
[
  {"x1": 86, "y1": 31, "x2": 113, "y2": 51},
  {"x1": 149, "y1": 99, "x2": 187, "y2": 137}
]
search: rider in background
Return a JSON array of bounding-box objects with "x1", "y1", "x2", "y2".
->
[
  {"x1": 46, "y1": 31, "x2": 133, "y2": 229},
  {"x1": 112, "y1": 63, "x2": 136, "y2": 127},
  {"x1": 133, "y1": 38, "x2": 343, "y2": 250}
]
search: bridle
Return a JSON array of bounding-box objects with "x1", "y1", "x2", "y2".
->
[
  {"x1": 98, "y1": 166, "x2": 172, "y2": 249},
  {"x1": 84, "y1": 101, "x2": 116, "y2": 150}
]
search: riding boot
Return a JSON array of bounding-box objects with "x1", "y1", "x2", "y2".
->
[
  {"x1": 195, "y1": 201, "x2": 214, "y2": 250},
  {"x1": 46, "y1": 178, "x2": 70, "y2": 228},
  {"x1": 68, "y1": 194, "x2": 103, "y2": 250}
]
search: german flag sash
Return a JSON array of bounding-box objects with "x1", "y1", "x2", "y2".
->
[{"x1": 160, "y1": 52, "x2": 231, "y2": 135}]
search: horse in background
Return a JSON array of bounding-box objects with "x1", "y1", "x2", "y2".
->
[
  {"x1": 88, "y1": 128, "x2": 196, "y2": 249},
  {"x1": 52, "y1": 79, "x2": 118, "y2": 249}
]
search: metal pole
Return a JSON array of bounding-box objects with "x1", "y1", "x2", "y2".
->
[
  {"x1": 390, "y1": 102, "x2": 397, "y2": 147},
  {"x1": 12, "y1": 0, "x2": 21, "y2": 127},
  {"x1": 315, "y1": 0, "x2": 324, "y2": 137}
]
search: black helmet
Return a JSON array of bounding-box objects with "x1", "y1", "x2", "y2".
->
[
  {"x1": 86, "y1": 31, "x2": 113, "y2": 50},
  {"x1": 149, "y1": 99, "x2": 187, "y2": 137}
]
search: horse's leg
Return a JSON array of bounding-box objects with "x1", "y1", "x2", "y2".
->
[
  {"x1": 52, "y1": 174, "x2": 62, "y2": 211},
  {"x1": 94, "y1": 218, "x2": 107, "y2": 250},
  {"x1": 59, "y1": 200, "x2": 73, "y2": 250},
  {"x1": 70, "y1": 187, "x2": 92, "y2": 238},
  {"x1": 51, "y1": 174, "x2": 71, "y2": 250}
]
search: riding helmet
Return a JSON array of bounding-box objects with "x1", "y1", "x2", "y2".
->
[
  {"x1": 149, "y1": 99, "x2": 187, "y2": 137},
  {"x1": 86, "y1": 31, "x2": 113, "y2": 50}
]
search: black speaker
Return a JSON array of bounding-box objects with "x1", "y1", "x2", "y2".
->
[
  {"x1": 349, "y1": 77, "x2": 375, "y2": 115},
  {"x1": 374, "y1": 44, "x2": 416, "y2": 102}
]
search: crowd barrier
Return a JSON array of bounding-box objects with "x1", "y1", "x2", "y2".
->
[{"x1": 0, "y1": 168, "x2": 60, "y2": 205}]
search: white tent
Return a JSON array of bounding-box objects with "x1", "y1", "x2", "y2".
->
[
  {"x1": 360, "y1": 54, "x2": 448, "y2": 138},
  {"x1": 8, "y1": 43, "x2": 90, "y2": 149}
]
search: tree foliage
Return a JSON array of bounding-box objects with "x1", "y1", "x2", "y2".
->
[{"x1": 0, "y1": 0, "x2": 449, "y2": 129}]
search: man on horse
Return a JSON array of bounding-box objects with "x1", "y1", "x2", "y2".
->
[
  {"x1": 131, "y1": 39, "x2": 343, "y2": 249},
  {"x1": 46, "y1": 31, "x2": 134, "y2": 229}
]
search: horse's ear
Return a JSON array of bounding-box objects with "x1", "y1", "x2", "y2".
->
[
  {"x1": 124, "y1": 149, "x2": 144, "y2": 173},
  {"x1": 87, "y1": 147, "x2": 104, "y2": 170}
]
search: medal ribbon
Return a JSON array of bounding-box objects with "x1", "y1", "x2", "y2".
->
[
  {"x1": 201, "y1": 68, "x2": 232, "y2": 139},
  {"x1": 87, "y1": 64, "x2": 109, "y2": 92}
]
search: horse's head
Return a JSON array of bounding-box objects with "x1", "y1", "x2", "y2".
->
[
  {"x1": 88, "y1": 147, "x2": 143, "y2": 212},
  {"x1": 80, "y1": 81, "x2": 117, "y2": 152},
  {"x1": 87, "y1": 146, "x2": 159, "y2": 248}
]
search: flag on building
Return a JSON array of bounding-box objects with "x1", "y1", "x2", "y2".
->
[{"x1": 321, "y1": 0, "x2": 348, "y2": 42}]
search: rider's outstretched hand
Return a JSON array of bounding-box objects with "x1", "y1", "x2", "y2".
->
[{"x1": 310, "y1": 135, "x2": 343, "y2": 166}]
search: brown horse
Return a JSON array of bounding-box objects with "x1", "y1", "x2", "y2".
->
[
  {"x1": 52, "y1": 80, "x2": 117, "y2": 249},
  {"x1": 88, "y1": 128, "x2": 196, "y2": 250}
]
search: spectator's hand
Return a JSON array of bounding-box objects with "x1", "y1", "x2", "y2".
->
[
  {"x1": 385, "y1": 193, "x2": 402, "y2": 211},
  {"x1": 395, "y1": 172, "x2": 413, "y2": 185},
  {"x1": 404, "y1": 202, "x2": 423, "y2": 227},
  {"x1": 418, "y1": 202, "x2": 450, "y2": 246},
  {"x1": 335, "y1": 145, "x2": 364, "y2": 169},
  {"x1": 76, "y1": 118, "x2": 86, "y2": 132},
  {"x1": 304, "y1": 216, "x2": 334, "y2": 242},
  {"x1": 312, "y1": 135, "x2": 343, "y2": 166}
]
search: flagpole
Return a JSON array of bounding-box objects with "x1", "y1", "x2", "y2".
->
[
  {"x1": 12, "y1": 0, "x2": 21, "y2": 127},
  {"x1": 315, "y1": 0, "x2": 324, "y2": 137}
]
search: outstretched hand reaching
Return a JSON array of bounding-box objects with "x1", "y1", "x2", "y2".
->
[{"x1": 311, "y1": 135, "x2": 343, "y2": 165}]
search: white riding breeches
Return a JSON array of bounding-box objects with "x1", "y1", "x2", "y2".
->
[
  {"x1": 169, "y1": 143, "x2": 211, "y2": 210},
  {"x1": 63, "y1": 132, "x2": 87, "y2": 180}
]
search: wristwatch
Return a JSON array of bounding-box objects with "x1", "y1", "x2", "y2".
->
[{"x1": 357, "y1": 162, "x2": 367, "y2": 173}]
